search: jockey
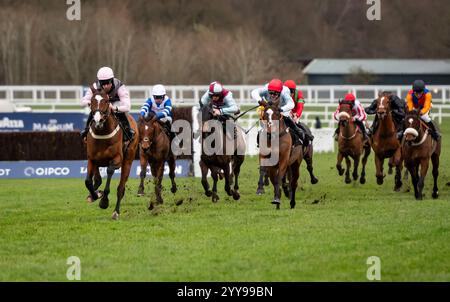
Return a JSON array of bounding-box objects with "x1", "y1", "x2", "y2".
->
[
  {"x1": 406, "y1": 79, "x2": 441, "y2": 140},
  {"x1": 333, "y1": 93, "x2": 368, "y2": 140},
  {"x1": 284, "y1": 79, "x2": 314, "y2": 145},
  {"x1": 81, "y1": 66, "x2": 135, "y2": 141},
  {"x1": 140, "y1": 84, "x2": 174, "y2": 140},
  {"x1": 251, "y1": 78, "x2": 303, "y2": 146},
  {"x1": 365, "y1": 92, "x2": 405, "y2": 140},
  {"x1": 200, "y1": 81, "x2": 239, "y2": 118}
]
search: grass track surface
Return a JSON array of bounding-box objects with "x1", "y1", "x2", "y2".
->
[{"x1": 0, "y1": 121, "x2": 449, "y2": 281}]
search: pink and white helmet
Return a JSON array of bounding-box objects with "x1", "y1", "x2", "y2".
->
[
  {"x1": 97, "y1": 67, "x2": 114, "y2": 81},
  {"x1": 208, "y1": 81, "x2": 223, "y2": 95}
]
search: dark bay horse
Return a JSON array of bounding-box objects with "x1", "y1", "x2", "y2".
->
[
  {"x1": 370, "y1": 92, "x2": 403, "y2": 190},
  {"x1": 199, "y1": 102, "x2": 245, "y2": 203},
  {"x1": 259, "y1": 102, "x2": 303, "y2": 209},
  {"x1": 85, "y1": 87, "x2": 139, "y2": 220},
  {"x1": 336, "y1": 101, "x2": 371, "y2": 184},
  {"x1": 402, "y1": 110, "x2": 441, "y2": 200},
  {"x1": 137, "y1": 114, "x2": 177, "y2": 206}
]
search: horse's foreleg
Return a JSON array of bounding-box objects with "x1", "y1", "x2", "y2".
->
[
  {"x1": 200, "y1": 160, "x2": 212, "y2": 197},
  {"x1": 99, "y1": 165, "x2": 115, "y2": 210},
  {"x1": 352, "y1": 154, "x2": 360, "y2": 181},
  {"x1": 417, "y1": 158, "x2": 429, "y2": 201},
  {"x1": 223, "y1": 162, "x2": 232, "y2": 197},
  {"x1": 360, "y1": 144, "x2": 370, "y2": 185},
  {"x1": 408, "y1": 165, "x2": 419, "y2": 200},
  {"x1": 305, "y1": 145, "x2": 318, "y2": 184},
  {"x1": 85, "y1": 161, "x2": 99, "y2": 201},
  {"x1": 344, "y1": 156, "x2": 352, "y2": 184},
  {"x1": 256, "y1": 164, "x2": 266, "y2": 195},
  {"x1": 375, "y1": 155, "x2": 385, "y2": 185},
  {"x1": 137, "y1": 156, "x2": 148, "y2": 197},
  {"x1": 211, "y1": 167, "x2": 220, "y2": 203},
  {"x1": 289, "y1": 162, "x2": 300, "y2": 209},
  {"x1": 232, "y1": 155, "x2": 244, "y2": 200},
  {"x1": 93, "y1": 168, "x2": 102, "y2": 191},
  {"x1": 113, "y1": 160, "x2": 132, "y2": 220},
  {"x1": 155, "y1": 163, "x2": 165, "y2": 204},
  {"x1": 282, "y1": 173, "x2": 290, "y2": 198},
  {"x1": 393, "y1": 148, "x2": 403, "y2": 191},
  {"x1": 431, "y1": 152, "x2": 439, "y2": 199},
  {"x1": 168, "y1": 154, "x2": 177, "y2": 194},
  {"x1": 336, "y1": 152, "x2": 344, "y2": 176}
]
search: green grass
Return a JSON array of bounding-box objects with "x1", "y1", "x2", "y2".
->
[{"x1": 0, "y1": 122, "x2": 449, "y2": 281}]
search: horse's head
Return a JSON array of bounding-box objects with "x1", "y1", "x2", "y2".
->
[
  {"x1": 404, "y1": 109, "x2": 422, "y2": 143},
  {"x1": 376, "y1": 91, "x2": 393, "y2": 120},
  {"x1": 337, "y1": 100, "x2": 353, "y2": 127},
  {"x1": 90, "y1": 88, "x2": 111, "y2": 130},
  {"x1": 259, "y1": 99, "x2": 282, "y2": 133},
  {"x1": 138, "y1": 113, "x2": 157, "y2": 152}
]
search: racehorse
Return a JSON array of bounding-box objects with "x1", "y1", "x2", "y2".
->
[
  {"x1": 402, "y1": 110, "x2": 441, "y2": 200},
  {"x1": 335, "y1": 101, "x2": 371, "y2": 184},
  {"x1": 137, "y1": 113, "x2": 177, "y2": 207},
  {"x1": 256, "y1": 113, "x2": 318, "y2": 196},
  {"x1": 199, "y1": 102, "x2": 245, "y2": 203},
  {"x1": 370, "y1": 92, "x2": 403, "y2": 190},
  {"x1": 258, "y1": 101, "x2": 303, "y2": 209},
  {"x1": 84, "y1": 86, "x2": 139, "y2": 220}
]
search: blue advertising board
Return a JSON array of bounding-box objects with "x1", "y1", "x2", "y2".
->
[
  {"x1": 0, "y1": 160, "x2": 192, "y2": 179},
  {"x1": 0, "y1": 113, "x2": 86, "y2": 132}
]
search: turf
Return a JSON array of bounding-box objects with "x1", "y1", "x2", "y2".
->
[{"x1": 0, "y1": 121, "x2": 449, "y2": 281}]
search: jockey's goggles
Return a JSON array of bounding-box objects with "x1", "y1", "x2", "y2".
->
[
  {"x1": 99, "y1": 79, "x2": 113, "y2": 86},
  {"x1": 154, "y1": 95, "x2": 165, "y2": 100},
  {"x1": 268, "y1": 90, "x2": 281, "y2": 97},
  {"x1": 210, "y1": 93, "x2": 221, "y2": 98}
]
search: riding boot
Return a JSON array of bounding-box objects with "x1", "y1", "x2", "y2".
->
[
  {"x1": 164, "y1": 121, "x2": 174, "y2": 141},
  {"x1": 334, "y1": 127, "x2": 340, "y2": 141},
  {"x1": 80, "y1": 112, "x2": 93, "y2": 139},
  {"x1": 298, "y1": 122, "x2": 314, "y2": 144},
  {"x1": 395, "y1": 122, "x2": 404, "y2": 141},
  {"x1": 284, "y1": 116, "x2": 303, "y2": 145},
  {"x1": 116, "y1": 112, "x2": 135, "y2": 141},
  {"x1": 426, "y1": 120, "x2": 441, "y2": 141},
  {"x1": 369, "y1": 116, "x2": 379, "y2": 137},
  {"x1": 355, "y1": 119, "x2": 368, "y2": 140}
]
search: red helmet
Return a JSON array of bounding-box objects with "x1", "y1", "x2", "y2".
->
[
  {"x1": 268, "y1": 79, "x2": 283, "y2": 93},
  {"x1": 284, "y1": 80, "x2": 296, "y2": 90},
  {"x1": 344, "y1": 93, "x2": 356, "y2": 102}
]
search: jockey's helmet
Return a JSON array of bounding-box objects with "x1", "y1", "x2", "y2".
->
[
  {"x1": 152, "y1": 84, "x2": 166, "y2": 100},
  {"x1": 284, "y1": 80, "x2": 296, "y2": 90},
  {"x1": 268, "y1": 79, "x2": 283, "y2": 93},
  {"x1": 208, "y1": 81, "x2": 223, "y2": 96},
  {"x1": 412, "y1": 80, "x2": 425, "y2": 93},
  {"x1": 97, "y1": 67, "x2": 114, "y2": 81},
  {"x1": 344, "y1": 93, "x2": 356, "y2": 102}
]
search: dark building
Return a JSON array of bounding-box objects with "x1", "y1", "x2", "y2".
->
[{"x1": 303, "y1": 59, "x2": 450, "y2": 85}]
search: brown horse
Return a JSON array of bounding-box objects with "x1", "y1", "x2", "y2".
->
[
  {"x1": 84, "y1": 87, "x2": 139, "y2": 220},
  {"x1": 259, "y1": 102, "x2": 303, "y2": 209},
  {"x1": 402, "y1": 110, "x2": 441, "y2": 200},
  {"x1": 199, "y1": 102, "x2": 245, "y2": 203},
  {"x1": 370, "y1": 92, "x2": 403, "y2": 190},
  {"x1": 137, "y1": 114, "x2": 177, "y2": 207},
  {"x1": 336, "y1": 101, "x2": 371, "y2": 184}
]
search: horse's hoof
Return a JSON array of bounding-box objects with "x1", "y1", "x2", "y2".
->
[
  {"x1": 432, "y1": 191, "x2": 439, "y2": 199},
  {"x1": 86, "y1": 195, "x2": 94, "y2": 203},
  {"x1": 388, "y1": 167, "x2": 393, "y2": 175},
  {"x1": 311, "y1": 177, "x2": 319, "y2": 185},
  {"x1": 232, "y1": 191, "x2": 240, "y2": 201},
  {"x1": 156, "y1": 198, "x2": 164, "y2": 205},
  {"x1": 271, "y1": 199, "x2": 280, "y2": 205},
  {"x1": 282, "y1": 186, "x2": 290, "y2": 198},
  {"x1": 205, "y1": 190, "x2": 212, "y2": 197},
  {"x1": 99, "y1": 197, "x2": 109, "y2": 209},
  {"x1": 337, "y1": 168, "x2": 344, "y2": 176},
  {"x1": 171, "y1": 186, "x2": 177, "y2": 194},
  {"x1": 212, "y1": 193, "x2": 219, "y2": 203},
  {"x1": 360, "y1": 178, "x2": 366, "y2": 185},
  {"x1": 290, "y1": 203, "x2": 296, "y2": 209},
  {"x1": 112, "y1": 211, "x2": 119, "y2": 220},
  {"x1": 376, "y1": 177, "x2": 383, "y2": 185},
  {"x1": 345, "y1": 178, "x2": 352, "y2": 184},
  {"x1": 148, "y1": 202, "x2": 155, "y2": 210},
  {"x1": 256, "y1": 188, "x2": 265, "y2": 195},
  {"x1": 264, "y1": 179, "x2": 270, "y2": 186},
  {"x1": 97, "y1": 191, "x2": 104, "y2": 199},
  {"x1": 137, "y1": 192, "x2": 144, "y2": 197}
]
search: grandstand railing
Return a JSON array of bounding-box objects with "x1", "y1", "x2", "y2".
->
[{"x1": 1, "y1": 85, "x2": 450, "y2": 125}]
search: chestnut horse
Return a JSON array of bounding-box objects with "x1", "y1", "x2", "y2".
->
[
  {"x1": 84, "y1": 87, "x2": 139, "y2": 220},
  {"x1": 402, "y1": 110, "x2": 441, "y2": 200},
  {"x1": 370, "y1": 92, "x2": 403, "y2": 190},
  {"x1": 199, "y1": 102, "x2": 245, "y2": 203},
  {"x1": 259, "y1": 102, "x2": 303, "y2": 209},
  {"x1": 336, "y1": 101, "x2": 371, "y2": 184},
  {"x1": 137, "y1": 114, "x2": 177, "y2": 206}
]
